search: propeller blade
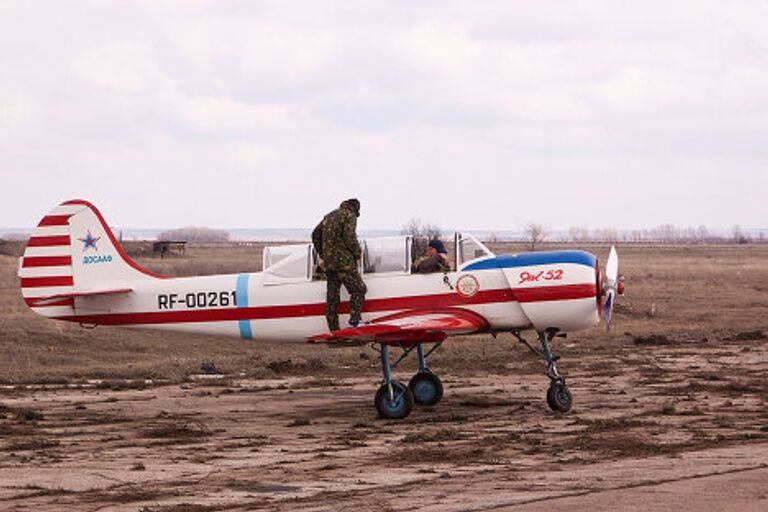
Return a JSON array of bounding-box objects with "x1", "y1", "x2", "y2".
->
[
  {"x1": 606, "y1": 245, "x2": 618, "y2": 285},
  {"x1": 603, "y1": 289, "x2": 614, "y2": 332},
  {"x1": 603, "y1": 246, "x2": 619, "y2": 332}
]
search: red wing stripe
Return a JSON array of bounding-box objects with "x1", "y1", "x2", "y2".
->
[
  {"x1": 20, "y1": 276, "x2": 74, "y2": 288},
  {"x1": 25, "y1": 297, "x2": 75, "y2": 308},
  {"x1": 37, "y1": 215, "x2": 72, "y2": 227},
  {"x1": 22, "y1": 256, "x2": 73, "y2": 267},
  {"x1": 27, "y1": 236, "x2": 71, "y2": 247},
  {"x1": 514, "y1": 283, "x2": 596, "y2": 303}
]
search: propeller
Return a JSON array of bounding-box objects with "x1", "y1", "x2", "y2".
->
[{"x1": 603, "y1": 246, "x2": 619, "y2": 332}]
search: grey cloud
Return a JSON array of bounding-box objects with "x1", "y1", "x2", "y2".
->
[{"x1": 1, "y1": 1, "x2": 767, "y2": 231}]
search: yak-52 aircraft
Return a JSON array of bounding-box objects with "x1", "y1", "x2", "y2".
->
[{"x1": 19, "y1": 200, "x2": 623, "y2": 419}]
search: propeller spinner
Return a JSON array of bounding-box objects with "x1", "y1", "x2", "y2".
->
[{"x1": 602, "y1": 246, "x2": 621, "y2": 332}]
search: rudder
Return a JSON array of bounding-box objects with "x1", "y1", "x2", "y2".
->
[{"x1": 19, "y1": 199, "x2": 165, "y2": 317}]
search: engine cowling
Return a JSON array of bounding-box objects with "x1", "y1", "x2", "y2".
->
[{"x1": 495, "y1": 251, "x2": 601, "y2": 332}]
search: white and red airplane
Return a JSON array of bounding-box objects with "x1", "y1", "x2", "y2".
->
[{"x1": 19, "y1": 200, "x2": 623, "y2": 419}]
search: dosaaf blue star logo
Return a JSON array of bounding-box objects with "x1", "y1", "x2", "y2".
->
[{"x1": 78, "y1": 231, "x2": 101, "y2": 251}]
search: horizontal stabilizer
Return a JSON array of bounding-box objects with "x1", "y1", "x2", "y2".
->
[{"x1": 27, "y1": 287, "x2": 133, "y2": 307}]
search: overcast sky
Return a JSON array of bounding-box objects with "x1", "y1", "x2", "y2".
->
[{"x1": 1, "y1": 1, "x2": 766, "y2": 231}]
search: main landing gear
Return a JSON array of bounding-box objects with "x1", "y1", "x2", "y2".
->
[
  {"x1": 513, "y1": 329, "x2": 573, "y2": 413},
  {"x1": 374, "y1": 342, "x2": 444, "y2": 419}
]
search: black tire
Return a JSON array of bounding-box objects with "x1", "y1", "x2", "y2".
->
[
  {"x1": 408, "y1": 371, "x2": 444, "y2": 406},
  {"x1": 546, "y1": 380, "x2": 573, "y2": 412},
  {"x1": 374, "y1": 380, "x2": 414, "y2": 419}
]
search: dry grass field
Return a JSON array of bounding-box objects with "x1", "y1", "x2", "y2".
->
[{"x1": 1, "y1": 242, "x2": 767, "y2": 511}]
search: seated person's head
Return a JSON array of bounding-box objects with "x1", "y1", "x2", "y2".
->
[
  {"x1": 427, "y1": 239, "x2": 447, "y2": 257},
  {"x1": 413, "y1": 238, "x2": 448, "y2": 273}
]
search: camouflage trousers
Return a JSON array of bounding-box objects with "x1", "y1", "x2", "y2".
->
[{"x1": 325, "y1": 268, "x2": 367, "y2": 331}]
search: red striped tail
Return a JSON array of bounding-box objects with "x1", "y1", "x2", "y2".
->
[{"x1": 19, "y1": 200, "x2": 165, "y2": 317}]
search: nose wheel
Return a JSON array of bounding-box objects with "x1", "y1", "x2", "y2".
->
[
  {"x1": 514, "y1": 329, "x2": 573, "y2": 413},
  {"x1": 546, "y1": 378, "x2": 572, "y2": 412}
]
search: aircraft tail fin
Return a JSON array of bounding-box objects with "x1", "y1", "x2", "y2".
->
[{"x1": 18, "y1": 199, "x2": 166, "y2": 317}]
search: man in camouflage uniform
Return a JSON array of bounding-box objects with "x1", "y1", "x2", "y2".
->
[{"x1": 312, "y1": 199, "x2": 367, "y2": 332}]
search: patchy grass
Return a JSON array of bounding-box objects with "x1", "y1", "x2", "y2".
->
[
  {"x1": 286, "y1": 418, "x2": 312, "y2": 427},
  {"x1": 14, "y1": 408, "x2": 44, "y2": 422},
  {"x1": 402, "y1": 428, "x2": 464, "y2": 443},
  {"x1": 391, "y1": 445, "x2": 489, "y2": 464},
  {"x1": 141, "y1": 420, "x2": 212, "y2": 439},
  {"x1": 6, "y1": 438, "x2": 60, "y2": 451}
]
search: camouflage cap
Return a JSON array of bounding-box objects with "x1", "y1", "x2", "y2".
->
[{"x1": 341, "y1": 198, "x2": 361, "y2": 217}]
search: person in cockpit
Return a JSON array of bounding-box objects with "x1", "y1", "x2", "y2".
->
[{"x1": 412, "y1": 239, "x2": 450, "y2": 274}]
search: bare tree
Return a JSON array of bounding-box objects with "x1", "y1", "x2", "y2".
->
[
  {"x1": 422, "y1": 223, "x2": 443, "y2": 240},
  {"x1": 158, "y1": 227, "x2": 230, "y2": 243},
  {"x1": 732, "y1": 224, "x2": 749, "y2": 244},
  {"x1": 526, "y1": 223, "x2": 545, "y2": 251},
  {"x1": 401, "y1": 218, "x2": 443, "y2": 239},
  {"x1": 401, "y1": 218, "x2": 444, "y2": 259},
  {"x1": 401, "y1": 218, "x2": 422, "y2": 238},
  {"x1": 568, "y1": 226, "x2": 589, "y2": 242},
  {"x1": 658, "y1": 224, "x2": 676, "y2": 242},
  {"x1": 697, "y1": 225, "x2": 708, "y2": 243}
]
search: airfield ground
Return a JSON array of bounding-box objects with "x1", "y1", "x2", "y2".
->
[{"x1": 0, "y1": 242, "x2": 766, "y2": 511}]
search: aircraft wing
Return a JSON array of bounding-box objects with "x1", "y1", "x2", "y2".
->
[{"x1": 307, "y1": 308, "x2": 489, "y2": 346}]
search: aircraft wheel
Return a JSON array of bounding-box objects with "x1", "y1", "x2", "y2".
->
[
  {"x1": 408, "y1": 371, "x2": 443, "y2": 406},
  {"x1": 375, "y1": 380, "x2": 414, "y2": 419},
  {"x1": 546, "y1": 380, "x2": 573, "y2": 412}
]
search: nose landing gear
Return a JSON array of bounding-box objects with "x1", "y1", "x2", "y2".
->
[{"x1": 513, "y1": 329, "x2": 573, "y2": 413}]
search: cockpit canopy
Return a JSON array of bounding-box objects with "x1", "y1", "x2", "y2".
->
[
  {"x1": 262, "y1": 244, "x2": 313, "y2": 285},
  {"x1": 455, "y1": 232, "x2": 493, "y2": 267},
  {"x1": 362, "y1": 236, "x2": 412, "y2": 275},
  {"x1": 261, "y1": 232, "x2": 493, "y2": 285}
]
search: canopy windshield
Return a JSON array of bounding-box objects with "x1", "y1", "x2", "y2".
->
[
  {"x1": 455, "y1": 232, "x2": 494, "y2": 268},
  {"x1": 262, "y1": 244, "x2": 313, "y2": 285}
]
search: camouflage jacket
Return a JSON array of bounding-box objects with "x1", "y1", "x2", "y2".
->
[{"x1": 312, "y1": 201, "x2": 361, "y2": 271}]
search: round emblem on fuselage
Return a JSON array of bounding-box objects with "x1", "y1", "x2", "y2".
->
[{"x1": 456, "y1": 274, "x2": 480, "y2": 298}]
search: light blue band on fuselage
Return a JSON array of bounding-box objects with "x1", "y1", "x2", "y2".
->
[
  {"x1": 463, "y1": 250, "x2": 597, "y2": 271},
  {"x1": 236, "y1": 274, "x2": 253, "y2": 340}
]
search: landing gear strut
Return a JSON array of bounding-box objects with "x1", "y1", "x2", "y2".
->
[
  {"x1": 513, "y1": 329, "x2": 573, "y2": 413},
  {"x1": 374, "y1": 342, "x2": 443, "y2": 419}
]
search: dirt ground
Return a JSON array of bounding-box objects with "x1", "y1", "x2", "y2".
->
[{"x1": 1, "y1": 243, "x2": 767, "y2": 511}]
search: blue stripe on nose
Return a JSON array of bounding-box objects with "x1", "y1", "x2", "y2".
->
[
  {"x1": 463, "y1": 250, "x2": 596, "y2": 271},
  {"x1": 236, "y1": 274, "x2": 253, "y2": 340}
]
